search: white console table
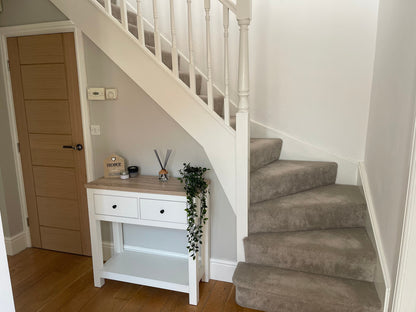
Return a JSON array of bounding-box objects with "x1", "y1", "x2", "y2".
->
[{"x1": 86, "y1": 176, "x2": 210, "y2": 305}]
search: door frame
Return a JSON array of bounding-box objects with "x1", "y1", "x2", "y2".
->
[
  {"x1": 391, "y1": 111, "x2": 416, "y2": 311},
  {"x1": 0, "y1": 21, "x2": 94, "y2": 250}
]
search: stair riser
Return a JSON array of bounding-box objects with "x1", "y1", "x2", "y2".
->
[
  {"x1": 250, "y1": 163, "x2": 337, "y2": 204},
  {"x1": 244, "y1": 240, "x2": 376, "y2": 282},
  {"x1": 146, "y1": 46, "x2": 177, "y2": 70},
  {"x1": 249, "y1": 204, "x2": 366, "y2": 233},
  {"x1": 180, "y1": 73, "x2": 203, "y2": 95},
  {"x1": 236, "y1": 287, "x2": 380, "y2": 312},
  {"x1": 128, "y1": 25, "x2": 155, "y2": 47},
  {"x1": 110, "y1": 4, "x2": 138, "y2": 26},
  {"x1": 250, "y1": 139, "x2": 283, "y2": 172}
]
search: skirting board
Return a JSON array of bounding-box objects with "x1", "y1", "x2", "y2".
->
[
  {"x1": 4, "y1": 231, "x2": 27, "y2": 256},
  {"x1": 251, "y1": 120, "x2": 359, "y2": 185},
  {"x1": 102, "y1": 242, "x2": 237, "y2": 283},
  {"x1": 358, "y1": 162, "x2": 391, "y2": 312}
]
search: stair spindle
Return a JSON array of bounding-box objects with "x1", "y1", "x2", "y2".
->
[
  {"x1": 223, "y1": 6, "x2": 230, "y2": 125},
  {"x1": 205, "y1": 0, "x2": 214, "y2": 110},
  {"x1": 170, "y1": 0, "x2": 179, "y2": 76},
  {"x1": 104, "y1": 0, "x2": 112, "y2": 15},
  {"x1": 153, "y1": 0, "x2": 162, "y2": 61},
  {"x1": 136, "y1": 0, "x2": 145, "y2": 45},
  {"x1": 119, "y1": 0, "x2": 128, "y2": 31},
  {"x1": 187, "y1": 0, "x2": 197, "y2": 93}
]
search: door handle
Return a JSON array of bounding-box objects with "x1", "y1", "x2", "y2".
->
[{"x1": 62, "y1": 144, "x2": 83, "y2": 151}]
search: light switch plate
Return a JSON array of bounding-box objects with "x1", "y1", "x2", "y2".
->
[
  {"x1": 87, "y1": 88, "x2": 105, "y2": 100},
  {"x1": 90, "y1": 125, "x2": 101, "y2": 135},
  {"x1": 106, "y1": 88, "x2": 118, "y2": 100}
]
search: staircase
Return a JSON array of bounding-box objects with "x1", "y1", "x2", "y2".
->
[
  {"x1": 50, "y1": 0, "x2": 383, "y2": 310},
  {"x1": 233, "y1": 138, "x2": 382, "y2": 311}
]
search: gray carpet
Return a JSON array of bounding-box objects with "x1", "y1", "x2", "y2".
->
[{"x1": 234, "y1": 138, "x2": 382, "y2": 311}]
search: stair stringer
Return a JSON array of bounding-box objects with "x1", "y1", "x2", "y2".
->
[{"x1": 50, "y1": 0, "x2": 236, "y2": 211}]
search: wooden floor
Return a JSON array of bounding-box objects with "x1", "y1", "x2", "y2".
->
[{"x1": 8, "y1": 248, "x2": 260, "y2": 312}]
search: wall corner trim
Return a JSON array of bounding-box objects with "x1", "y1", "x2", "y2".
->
[
  {"x1": 4, "y1": 232, "x2": 27, "y2": 256},
  {"x1": 359, "y1": 162, "x2": 391, "y2": 311}
]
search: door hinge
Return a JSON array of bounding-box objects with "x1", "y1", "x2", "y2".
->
[
  {"x1": 26, "y1": 217, "x2": 29, "y2": 227},
  {"x1": 17, "y1": 142, "x2": 20, "y2": 153},
  {"x1": 7, "y1": 60, "x2": 10, "y2": 71}
]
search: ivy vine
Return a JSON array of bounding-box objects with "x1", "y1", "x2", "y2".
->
[{"x1": 178, "y1": 163, "x2": 209, "y2": 260}]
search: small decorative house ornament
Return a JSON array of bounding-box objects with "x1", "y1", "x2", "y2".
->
[
  {"x1": 154, "y1": 149, "x2": 172, "y2": 182},
  {"x1": 104, "y1": 154, "x2": 126, "y2": 178}
]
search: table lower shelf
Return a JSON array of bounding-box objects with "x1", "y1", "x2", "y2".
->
[{"x1": 102, "y1": 250, "x2": 191, "y2": 293}]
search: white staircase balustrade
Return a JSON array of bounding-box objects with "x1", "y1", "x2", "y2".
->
[
  {"x1": 186, "y1": 0, "x2": 197, "y2": 93},
  {"x1": 152, "y1": 0, "x2": 162, "y2": 61},
  {"x1": 50, "y1": 0, "x2": 251, "y2": 262},
  {"x1": 204, "y1": 0, "x2": 214, "y2": 110},
  {"x1": 119, "y1": 0, "x2": 128, "y2": 31},
  {"x1": 223, "y1": 6, "x2": 230, "y2": 126},
  {"x1": 136, "y1": 0, "x2": 145, "y2": 45},
  {"x1": 169, "y1": 0, "x2": 179, "y2": 77}
]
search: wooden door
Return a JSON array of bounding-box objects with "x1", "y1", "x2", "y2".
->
[{"x1": 7, "y1": 33, "x2": 91, "y2": 256}]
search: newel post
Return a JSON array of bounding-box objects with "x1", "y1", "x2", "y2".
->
[{"x1": 236, "y1": 0, "x2": 251, "y2": 262}]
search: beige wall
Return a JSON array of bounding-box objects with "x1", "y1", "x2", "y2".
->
[
  {"x1": 364, "y1": 0, "x2": 416, "y2": 297},
  {"x1": 0, "y1": 0, "x2": 67, "y2": 27}
]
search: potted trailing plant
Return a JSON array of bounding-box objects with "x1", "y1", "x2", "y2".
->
[{"x1": 178, "y1": 163, "x2": 209, "y2": 260}]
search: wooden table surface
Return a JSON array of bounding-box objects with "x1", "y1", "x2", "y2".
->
[{"x1": 86, "y1": 175, "x2": 187, "y2": 196}]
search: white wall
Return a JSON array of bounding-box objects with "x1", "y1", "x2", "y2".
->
[
  {"x1": 129, "y1": 0, "x2": 379, "y2": 183},
  {"x1": 364, "y1": 0, "x2": 416, "y2": 303},
  {"x1": 250, "y1": 0, "x2": 378, "y2": 167}
]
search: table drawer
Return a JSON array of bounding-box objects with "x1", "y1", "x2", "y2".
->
[
  {"x1": 94, "y1": 194, "x2": 138, "y2": 218},
  {"x1": 140, "y1": 198, "x2": 186, "y2": 224}
]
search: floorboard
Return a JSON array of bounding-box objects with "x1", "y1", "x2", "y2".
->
[{"x1": 8, "y1": 248, "x2": 261, "y2": 312}]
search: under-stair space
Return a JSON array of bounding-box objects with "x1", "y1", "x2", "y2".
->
[
  {"x1": 233, "y1": 138, "x2": 382, "y2": 312},
  {"x1": 49, "y1": 0, "x2": 383, "y2": 311}
]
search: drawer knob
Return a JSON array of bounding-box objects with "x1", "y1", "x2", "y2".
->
[
  {"x1": 160, "y1": 209, "x2": 165, "y2": 214},
  {"x1": 112, "y1": 204, "x2": 117, "y2": 209}
]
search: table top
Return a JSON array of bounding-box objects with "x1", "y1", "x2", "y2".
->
[{"x1": 86, "y1": 175, "x2": 187, "y2": 196}]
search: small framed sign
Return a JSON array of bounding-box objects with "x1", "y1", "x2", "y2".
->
[{"x1": 104, "y1": 154, "x2": 126, "y2": 178}]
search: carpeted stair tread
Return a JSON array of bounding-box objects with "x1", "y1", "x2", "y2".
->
[
  {"x1": 199, "y1": 95, "x2": 225, "y2": 117},
  {"x1": 244, "y1": 228, "x2": 376, "y2": 282},
  {"x1": 179, "y1": 72, "x2": 203, "y2": 95},
  {"x1": 145, "y1": 45, "x2": 177, "y2": 70},
  {"x1": 127, "y1": 24, "x2": 155, "y2": 47},
  {"x1": 251, "y1": 160, "x2": 337, "y2": 204},
  {"x1": 96, "y1": 0, "x2": 156, "y2": 47},
  {"x1": 249, "y1": 184, "x2": 366, "y2": 233},
  {"x1": 233, "y1": 262, "x2": 381, "y2": 312},
  {"x1": 250, "y1": 138, "x2": 283, "y2": 172},
  {"x1": 109, "y1": 2, "x2": 140, "y2": 26}
]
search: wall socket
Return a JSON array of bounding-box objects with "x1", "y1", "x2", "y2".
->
[
  {"x1": 90, "y1": 125, "x2": 101, "y2": 135},
  {"x1": 87, "y1": 88, "x2": 105, "y2": 100}
]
